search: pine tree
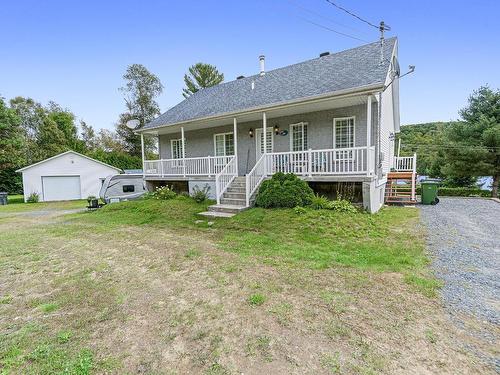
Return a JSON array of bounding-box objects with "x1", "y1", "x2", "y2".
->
[
  {"x1": 182, "y1": 63, "x2": 224, "y2": 98},
  {"x1": 443, "y1": 86, "x2": 500, "y2": 197}
]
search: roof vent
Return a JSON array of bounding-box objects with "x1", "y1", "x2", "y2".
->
[
  {"x1": 237, "y1": 75, "x2": 245, "y2": 80},
  {"x1": 259, "y1": 55, "x2": 265, "y2": 76},
  {"x1": 319, "y1": 51, "x2": 330, "y2": 57}
]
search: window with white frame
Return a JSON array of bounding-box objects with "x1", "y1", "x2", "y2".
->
[
  {"x1": 334, "y1": 117, "x2": 355, "y2": 160},
  {"x1": 214, "y1": 132, "x2": 234, "y2": 156},
  {"x1": 290, "y1": 122, "x2": 308, "y2": 151},
  {"x1": 171, "y1": 139, "x2": 184, "y2": 159}
]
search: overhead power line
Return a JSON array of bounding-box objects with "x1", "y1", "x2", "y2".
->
[
  {"x1": 324, "y1": 0, "x2": 379, "y2": 29},
  {"x1": 286, "y1": 0, "x2": 363, "y2": 33},
  {"x1": 297, "y1": 16, "x2": 368, "y2": 42}
]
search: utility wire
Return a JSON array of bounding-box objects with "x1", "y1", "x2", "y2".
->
[
  {"x1": 286, "y1": 0, "x2": 363, "y2": 33},
  {"x1": 297, "y1": 16, "x2": 368, "y2": 42},
  {"x1": 324, "y1": 0, "x2": 380, "y2": 29}
]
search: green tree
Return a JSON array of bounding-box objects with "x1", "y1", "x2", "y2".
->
[
  {"x1": 0, "y1": 97, "x2": 24, "y2": 193},
  {"x1": 80, "y1": 120, "x2": 98, "y2": 151},
  {"x1": 117, "y1": 64, "x2": 163, "y2": 156},
  {"x1": 9, "y1": 96, "x2": 46, "y2": 164},
  {"x1": 443, "y1": 86, "x2": 500, "y2": 197},
  {"x1": 182, "y1": 62, "x2": 224, "y2": 98},
  {"x1": 35, "y1": 117, "x2": 68, "y2": 160}
]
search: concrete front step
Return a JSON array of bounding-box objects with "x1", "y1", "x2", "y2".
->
[
  {"x1": 229, "y1": 181, "x2": 246, "y2": 188},
  {"x1": 208, "y1": 204, "x2": 248, "y2": 214},
  {"x1": 220, "y1": 198, "x2": 246, "y2": 206},
  {"x1": 223, "y1": 192, "x2": 246, "y2": 199},
  {"x1": 226, "y1": 187, "x2": 246, "y2": 193},
  {"x1": 198, "y1": 211, "x2": 235, "y2": 218}
]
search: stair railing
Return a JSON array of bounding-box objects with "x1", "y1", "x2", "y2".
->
[
  {"x1": 215, "y1": 156, "x2": 237, "y2": 204},
  {"x1": 245, "y1": 153, "x2": 267, "y2": 207},
  {"x1": 411, "y1": 153, "x2": 417, "y2": 201}
]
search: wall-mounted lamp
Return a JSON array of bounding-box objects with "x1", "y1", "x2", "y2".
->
[
  {"x1": 248, "y1": 128, "x2": 254, "y2": 138},
  {"x1": 273, "y1": 124, "x2": 280, "y2": 135}
]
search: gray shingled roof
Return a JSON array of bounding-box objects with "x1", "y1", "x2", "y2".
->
[{"x1": 144, "y1": 38, "x2": 396, "y2": 130}]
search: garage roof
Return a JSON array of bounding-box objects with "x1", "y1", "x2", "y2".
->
[{"x1": 16, "y1": 150, "x2": 123, "y2": 173}]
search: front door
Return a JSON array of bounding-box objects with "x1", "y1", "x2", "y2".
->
[{"x1": 255, "y1": 128, "x2": 273, "y2": 161}]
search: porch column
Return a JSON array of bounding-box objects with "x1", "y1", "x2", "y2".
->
[
  {"x1": 181, "y1": 126, "x2": 186, "y2": 177},
  {"x1": 262, "y1": 112, "x2": 267, "y2": 175},
  {"x1": 233, "y1": 117, "x2": 238, "y2": 175},
  {"x1": 366, "y1": 95, "x2": 372, "y2": 176},
  {"x1": 140, "y1": 133, "x2": 145, "y2": 178}
]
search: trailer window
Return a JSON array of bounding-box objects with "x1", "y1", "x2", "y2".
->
[{"x1": 123, "y1": 185, "x2": 135, "y2": 193}]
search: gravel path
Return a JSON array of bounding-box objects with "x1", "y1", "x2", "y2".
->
[{"x1": 420, "y1": 197, "x2": 500, "y2": 370}]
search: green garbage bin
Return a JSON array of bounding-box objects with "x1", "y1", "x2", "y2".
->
[{"x1": 421, "y1": 181, "x2": 439, "y2": 205}]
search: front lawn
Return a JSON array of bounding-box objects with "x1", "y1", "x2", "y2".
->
[{"x1": 0, "y1": 197, "x2": 488, "y2": 374}]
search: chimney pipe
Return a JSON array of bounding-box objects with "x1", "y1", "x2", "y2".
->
[{"x1": 259, "y1": 55, "x2": 265, "y2": 76}]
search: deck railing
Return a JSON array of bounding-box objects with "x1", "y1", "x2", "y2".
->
[
  {"x1": 144, "y1": 156, "x2": 233, "y2": 177},
  {"x1": 393, "y1": 154, "x2": 417, "y2": 173},
  {"x1": 244, "y1": 146, "x2": 374, "y2": 207},
  {"x1": 265, "y1": 147, "x2": 374, "y2": 176},
  {"x1": 215, "y1": 156, "x2": 237, "y2": 204}
]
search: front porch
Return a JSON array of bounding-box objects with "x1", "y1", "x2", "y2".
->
[{"x1": 139, "y1": 92, "x2": 389, "y2": 212}]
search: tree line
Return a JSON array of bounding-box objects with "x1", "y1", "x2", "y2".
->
[
  {"x1": 0, "y1": 62, "x2": 224, "y2": 194},
  {"x1": 398, "y1": 86, "x2": 499, "y2": 197}
]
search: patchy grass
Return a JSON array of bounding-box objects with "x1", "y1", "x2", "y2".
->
[
  {"x1": 0, "y1": 197, "x2": 492, "y2": 374},
  {"x1": 38, "y1": 302, "x2": 59, "y2": 313},
  {"x1": 248, "y1": 293, "x2": 266, "y2": 307},
  {"x1": 71, "y1": 198, "x2": 438, "y2": 308},
  {"x1": 0, "y1": 197, "x2": 86, "y2": 213}
]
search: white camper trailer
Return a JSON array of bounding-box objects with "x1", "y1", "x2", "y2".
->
[{"x1": 99, "y1": 174, "x2": 147, "y2": 203}]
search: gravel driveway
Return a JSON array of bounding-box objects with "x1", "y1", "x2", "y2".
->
[{"x1": 420, "y1": 197, "x2": 499, "y2": 370}]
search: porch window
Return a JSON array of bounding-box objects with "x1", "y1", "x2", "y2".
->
[
  {"x1": 290, "y1": 122, "x2": 308, "y2": 151},
  {"x1": 334, "y1": 117, "x2": 355, "y2": 160},
  {"x1": 171, "y1": 139, "x2": 184, "y2": 159},
  {"x1": 214, "y1": 132, "x2": 234, "y2": 156}
]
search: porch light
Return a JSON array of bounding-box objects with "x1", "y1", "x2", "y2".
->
[
  {"x1": 248, "y1": 128, "x2": 254, "y2": 137},
  {"x1": 273, "y1": 124, "x2": 280, "y2": 135}
]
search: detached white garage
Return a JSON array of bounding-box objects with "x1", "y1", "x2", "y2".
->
[{"x1": 16, "y1": 151, "x2": 122, "y2": 202}]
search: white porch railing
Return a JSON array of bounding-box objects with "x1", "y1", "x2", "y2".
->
[
  {"x1": 245, "y1": 146, "x2": 374, "y2": 206},
  {"x1": 144, "y1": 156, "x2": 233, "y2": 177},
  {"x1": 393, "y1": 153, "x2": 417, "y2": 173},
  {"x1": 265, "y1": 147, "x2": 374, "y2": 176},
  {"x1": 215, "y1": 156, "x2": 237, "y2": 204}
]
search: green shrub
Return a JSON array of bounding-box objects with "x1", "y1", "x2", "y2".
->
[
  {"x1": 309, "y1": 193, "x2": 357, "y2": 213},
  {"x1": 151, "y1": 186, "x2": 177, "y2": 200},
  {"x1": 329, "y1": 199, "x2": 358, "y2": 213},
  {"x1": 416, "y1": 186, "x2": 491, "y2": 197},
  {"x1": 310, "y1": 194, "x2": 331, "y2": 210},
  {"x1": 191, "y1": 184, "x2": 211, "y2": 203},
  {"x1": 293, "y1": 206, "x2": 307, "y2": 215},
  {"x1": 255, "y1": 173, "x2": 314, "y2": 208},
  {"x1": 27, "y1": 192, "x2": 39, "y2": 203}
]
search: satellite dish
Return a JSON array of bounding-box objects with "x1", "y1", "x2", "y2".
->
[{"x1": 126, "y1": 119, "x2": 140, "y2": 129}]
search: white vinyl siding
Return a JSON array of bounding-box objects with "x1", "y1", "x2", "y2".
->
[
  {"x1": 290, "y1": 122, "x2": 308, "y2": 151},
  {"x1": 213, "y1": 132, "x2": 234, "y2": 156}
]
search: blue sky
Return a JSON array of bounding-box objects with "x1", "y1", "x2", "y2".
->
[{"x1": 1, "y1": 0, "x2": 498, "y2": 130}]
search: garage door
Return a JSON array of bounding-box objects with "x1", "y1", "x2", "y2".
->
[{"x1": 42, "y1": 176, "x2": 81, "y2": 201}]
